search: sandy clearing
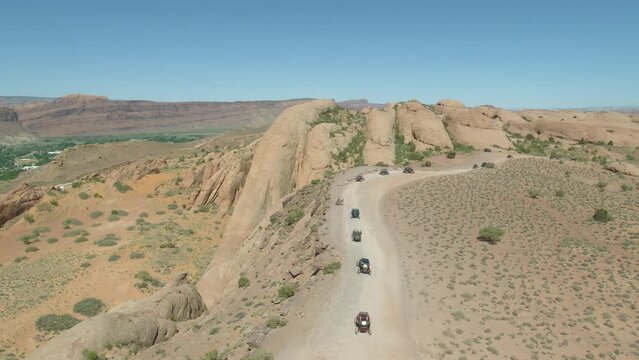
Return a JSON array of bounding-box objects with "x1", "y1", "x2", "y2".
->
[{"x1": 267, "y1": 153, "x2": 512, "y2": 359}]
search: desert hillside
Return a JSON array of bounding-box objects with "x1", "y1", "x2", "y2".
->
[
  {"x1": 0, "y1": 99, "x2": 638, "y2": 360},
  {"x1": 10, "y1": 94, "x2": 309, "y2": 137}
]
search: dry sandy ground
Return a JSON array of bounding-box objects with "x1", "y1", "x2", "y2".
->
[
  {"x1": 0, "y1": 171, "x2": 223, "y2": 358},
  {"x1": 385, "y1": 158, "x2": 639, "y2": 359},
  {"x1": 265, "y1": 152, "x2": 512, "y2": 359}
]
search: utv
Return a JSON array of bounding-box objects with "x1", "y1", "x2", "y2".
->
[
  {"x1": 351, "y1": 208, "x2": 360, "y2": 218},
  {"x1": 355, "y1": 311, "x2": 372, "y2": 335},
  {"x1": 355, "y1": 175, "x2": 365, "y2": 182},
  {"x1": 379, "y1": 168, "x2": 389, "y2": 175},
  {"x1": 357, "y1": 258, "x2": 371, "y2": 275},
  {"x1": 352, "y1": 230, "x2": 362, "y2": 242},
  {"x1": 403, "y1": 167, "x2": 414, "y2": 174}
]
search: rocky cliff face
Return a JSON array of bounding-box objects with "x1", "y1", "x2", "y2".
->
[
  {"x1": 0, "y1": 183, "x2": 43, "y2": 228},
  {"x1": 13, "y1": 94, "x2": 309, "y2": 136},
  {"x1": 362, "y1": 107, "x2": 396, "y2": 164},
  {"x1": 197, "y1": 99, "x2": 335, "y2": 305}
]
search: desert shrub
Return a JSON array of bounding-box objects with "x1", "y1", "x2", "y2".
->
[
  {"x1": 478, "y1": 225, "x2": 505, "y2": 244},
  {"x1": 49, "y1": 199, "x2": 59, "y2": 206},
  {"x1": 82, "y1": 349, "x2": 102, "y2": 360},
  {"x1": 200, "y1": 350, "x2": 220, "y2": 360},
  {"x1": 111, "y1": 209, "x2": 128, "y2": 216},
  {"x1": 555, "y1": 189, "x2": 565, "y2": 197},
  {"x1": 35, "y1": 314, "x2": 80, "y2": 332},
  {"x1": 310, "y1": 179, "x2": 321, "y2": 185},
  {"x1": 277, "y1": 284, "x2": 296, "y2": 299},
  {"x1": 18, "y1": 233, "x2": 39, "y2": 245},
  {"x1": 472, "y1": 164, "x2": 478, "y2": 169},
  {"x1": 527, "y1": 189, "x2": 541, "y2": 199},
  {"x1": 15, "y1": 256, "x2": 28, "y2": 263},
  {"x1": 323, "y1": 261, "x2": 341, "y2": 274},
  {"x1": 375, "y1": 162, "x2": 388, "y2": 167},
  {"x1": 593, "y1": 208, "x2": 612, "y2": 223},
  {"x1": 80, "y1": 262, "x2": 91, "y2": 268},
  {"x1": 93, "y1": 193, "x2": 102, "y2": 198},
  {"x1": 453, "y1": 142, "x2": 475, "y2": 153},
  {"x1": 621, "y1": 184, "x2": 634, "y2": 191},
  {"x1": 33, "y1": 226, "x2": 51, "y2": 235},
  {"x1": 24, "y1": 214, "x2": 35, "y2": 223},
  {"x1": 139, "y1": 212, "x2": 149, "y2": 218},
  {"x1": 78, "y1": 192, "x2": 90, "y2": 200},
  {"x1": 129, "y1": 251, "x2": 144, "y2": 259},
  {"x1": 89, "y1": 211, "x2": 103, "y2": 219},
  {"x1": 394, "y1": 133, "x2": 429, "y2": 164},
  {"x1": 63, "y1": 218, "x2": 83, "y2": 227},
  {"x1": 47, "y1": 237, "x2": 58, "y2": 244},
  {"x1": 113, "y1": 182, "x2": 131, "y2": 193},
  {"x1": 71, "y1": 181, "x2": 81, "y2": 188},
  {"x1": 238, "y1": 275, "x2": 250, "y2": 288},
  {"x1": 74, "y1": 236, "x2": 88, "y2": 243},
  {"x1": 167, "y1": 203, "x2": 178, "y2": 210},
  {"x1": 285, "y1": 208, "x2": 304, "y2": 226},
  {"x1": 95, "y1": 234, "x2": 119, "y2": 247},
  {"x1": 73, "y1": 298, "x2": 105, "y2": 317},
  {"x1": 25, "y1": 246, "x2": 39, "y2": 252},
  {"x1": 108, "y1": 254, "x2": 120, "y2": 262},
  {"x1": 481, "y1": 162, "x2": 495, "y2": 168},
  {"x1": 134, "y1": 271, "x2": 163, "y2": 287},
  {"x1": 422, "y1": 160, "x2": 432, "y2": 167},
  {"x1": 63, "y1": 229, "x2": 87, "y2": 238},
  {"x1": 266, "y1": 317, "x2": 288, "y2": 329},
  {"x1": 246, "y1": 350, "x2": 274, "y2": 360},
  {"x1": 596, "y1": 181, "x2": 607, "y2": 191},
  {"x1": 446, "y1": 151, "x2": 456, "y2": 159},
  {"x1": 107, "y1": 214, "x2": 120, "y2": 222}
]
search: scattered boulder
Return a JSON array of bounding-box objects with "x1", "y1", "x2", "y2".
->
[{"x1": 436, "y1": 99, "x2": 465, "y2": 108}]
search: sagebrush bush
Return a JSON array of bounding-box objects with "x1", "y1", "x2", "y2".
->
[
  {"x1": 35, "y1": 314, "x2": 80, "y2": 332},
  {"x1": 278, "y1": 284, "x2": 296, "y2": 299},
  {"x1": 73, "y1": 298, "x2": 105, "y2": 317},
  {"x1": 593, "y1": 208, "x2": 612, "y2": 223},
  {"x1": 238, "y1": 275, "x2": 250, "y2": 288},
  {"x1": 113, "y1": 182, "x2": 131, "y2": 193},
  {"x1": 446, "y1": 151, "x2": 456, "y2": 159},
  {"x1": 285, "y1": 208, "x2": 304, "y2": 226},
  {"x1": 478, "y1": 225, "x2": 505, "y2": 244},
  {"x1": 323, "y1": 261, "x2": 341, "y2": 274}
]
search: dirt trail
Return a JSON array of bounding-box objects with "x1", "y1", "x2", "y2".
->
[{"x1": 268, "y1": 153, "x2": 512, "y2": 360}]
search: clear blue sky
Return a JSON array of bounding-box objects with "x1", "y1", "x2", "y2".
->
[{"x1": 1, "y1": 0, "x2": 637, "y2": 108}]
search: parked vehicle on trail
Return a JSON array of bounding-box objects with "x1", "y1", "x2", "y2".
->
[
  {"x1": 356, "y1": 258, "x2": 371, "y2": 275},
  {"x1": 355, "y1": 175, "x2": 365, "y2": 182},
  {"x1": 403, "y1": 167, "x2": 414, "y2": 174},
  {"x1": 352, "y1": 230, "x2": 362, "y2": 242},
  {"x1": 379, "y1": 168, "x2": 389, "y2": 175},
  {"x1": 354, "y1": 312, "x2": 372, "y2": 335},
  {"x1": 351, "y1": 208, "x2": 360, "y2": 218},
  {"x1": 336, "y1": 198, "x2": 344, "y2": 205}
]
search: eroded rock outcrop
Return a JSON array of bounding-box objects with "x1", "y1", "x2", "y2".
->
[
  {"x1": 26, "y1": 273, "x2": 205, "y2": 360},
  {"x1": 294, "y1": 123, "x2": 339, "y2": 186},
  {"x1": 187, "y1": 145, "x2": 255, "y2": 212},
  {"x1": 395, "y1": 101, "x2": 452, "y2": 149},
  {"x1": 197, "y1": 99, "x2": 335, "y2": 305},
  {"x1": 441, "y1": 106, "x2": 513, "y2": 149},
  {"x1": 0, "y1": 183, "x2": 43, "y2": 228},
  {"x1": 363, "y1": 107, "x2": 395, "y2": 164}
]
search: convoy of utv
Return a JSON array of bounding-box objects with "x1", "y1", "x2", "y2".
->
[{"x1": 348, "y1": 166, "x2": 415, "y2": 335}]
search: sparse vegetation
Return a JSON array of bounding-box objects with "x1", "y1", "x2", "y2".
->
[
  {"x1": 592, "y1": 208, "x2": 611, "y2": 223},
  {"x1": 35, "y1": 314, "x2": 80, "y2": 332},
  {"x1": 238, "y1": 275, "x2": 250, "y2": 288},
  {"x1": 78, "y1": 192, "x2": 90, "y2": 200},
  {"x1": 95, "y1": 233, "x2": 119, "y2": 247},
  {"x1": 323, "y1": 261, "x2": 341, "y2": 274},
  {"x1": 24, "y1": 213, "x2": 35, "y2": 223},
  {"x1": 285, "y1": 208, "x2": 304, "y2": 226},
  {"x1": 277, "y1": 284, "x2": 296, "y2": 299},
  {"x1": 134, "y1": 270, "x2": 163, "y2": 288},
  {"x1": 266, "y1": 316, "x2": 288, "y2": 329},
  {"x1": 89, "y1": 211, "x2": 103, "y2": 219},
  {"x1": 73, "y1": 298, "x2": 105, "y2": 317},
  {"x1": 113, "y1": 181, "x2": 131, "y2": 193},
  {"x1": 446, "y1": 151, "x2": 456, "y2": 159},
  {"x1": 478, "y1": 225, "x2": 505, "y2": 244}
]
